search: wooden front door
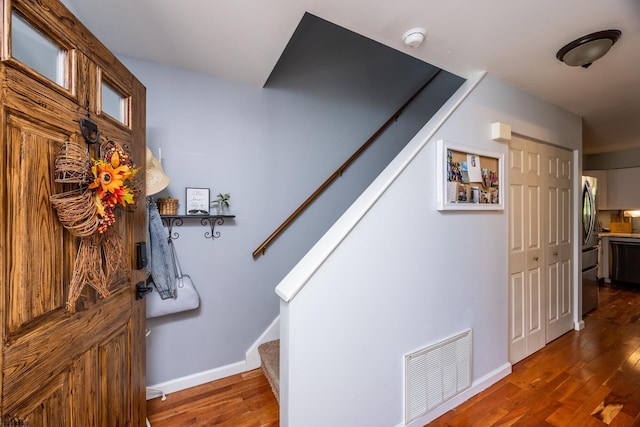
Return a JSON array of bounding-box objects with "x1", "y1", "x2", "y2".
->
[{"x1": 1, "y1": 0, "x2": 146, "y2": 425}]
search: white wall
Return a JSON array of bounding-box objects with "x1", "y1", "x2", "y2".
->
[
  {"x1": 117, "y1": 38, "x2": 463, "y2": 385},
  {"x1": 278, "y1": 74, "x2": 581, "y2": 426}
]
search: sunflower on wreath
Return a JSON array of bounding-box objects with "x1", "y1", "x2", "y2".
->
[{"x1": 89, "y1": 144, "x2": 139, "y2": 233}]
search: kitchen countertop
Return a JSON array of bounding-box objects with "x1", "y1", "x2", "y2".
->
[{"x1": 599, "y1": 232, "x2": 640, "y2": 238}]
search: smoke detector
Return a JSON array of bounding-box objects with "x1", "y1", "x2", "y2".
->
[{"x1": 403, "y1": 28, "x2": 426, "y2": 48}]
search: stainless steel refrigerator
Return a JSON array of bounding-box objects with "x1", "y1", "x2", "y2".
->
[{"x1": 582, "y1": 176, "x2": 599, "y2": 314}]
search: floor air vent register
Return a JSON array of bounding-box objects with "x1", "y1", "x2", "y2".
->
[{"x1": 404, "y1": 329, "x2": 472, "y2": 424}]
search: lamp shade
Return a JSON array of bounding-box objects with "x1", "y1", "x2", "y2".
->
[{"x1": 556, "y1": 30, "x2": 621, "y2": 68}]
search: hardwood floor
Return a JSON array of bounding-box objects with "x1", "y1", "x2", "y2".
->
[
  {"x1": 146, "y1": 369, "x2": 278, "y2": 426},
  {"x1": 433, "y1": 283, "x2": 640, "y2": 426},
  {"x1": 147, "y1": 283, "x2": 640, "y2": 426}
]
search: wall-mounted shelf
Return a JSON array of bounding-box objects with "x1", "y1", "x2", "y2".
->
[{"x1": 160, "y1": 215, "x2": 235, "y2": 241}]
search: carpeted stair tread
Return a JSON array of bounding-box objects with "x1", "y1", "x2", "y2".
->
[{"x1": 258, "y1": 339, "x2": 280, "y2": 403}]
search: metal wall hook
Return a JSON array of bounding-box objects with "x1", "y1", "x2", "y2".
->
[
  {"x1": 80, "y1": 117, "x2": 100, "y2": 144},
  {"x1": 80, "y1": 100, "x2": 100, "y2": 144}
]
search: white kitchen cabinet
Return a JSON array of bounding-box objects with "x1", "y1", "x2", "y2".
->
[
  {"x1": 585, "y1": 167, "x2": 640, "y2": 210},
  {"x1": 606, "y1": 169, "x2": 620, "y2": 210},
  {"x1": 608, "y1": 168, "x2": 640, "y2": 210}
]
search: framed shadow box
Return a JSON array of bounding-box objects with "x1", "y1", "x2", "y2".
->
[
  {"x1": 436, "y1": 140, "x2": 504, "y2": 211},
  {"x1": 185, "y1": 187, "x2": 210, "y2": 215}
]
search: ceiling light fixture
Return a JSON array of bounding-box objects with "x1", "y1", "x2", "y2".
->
[
  {"x1": 403, "y1": 28, "x2": 426, "y2": 48},
  {"x1": 556, "y1": 29, "x2": 621, "y2": 68}
]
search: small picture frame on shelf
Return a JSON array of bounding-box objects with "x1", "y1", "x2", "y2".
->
[
  {"x1": 185, "y1": 187, "x2": 210, "y2": 215},
  {"x1": 436, "y1": 140, "x2": 504, "y2": 211}
]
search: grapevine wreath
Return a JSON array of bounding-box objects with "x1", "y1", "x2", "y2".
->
[{"x1": 50, "y1": 138, "x2": 140, "y2": 312}]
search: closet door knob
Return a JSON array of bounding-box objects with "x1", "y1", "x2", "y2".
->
[
  {"x1": 553, "y1": 251, "x2": 559, "y2": 256},
  {"x1": 533, "y1": 256, "x2": 539, "y2": 261}
]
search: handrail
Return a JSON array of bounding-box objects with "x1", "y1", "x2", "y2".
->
[{"x1": 253, "y1": 70, "x2": 442, "y2": 257}]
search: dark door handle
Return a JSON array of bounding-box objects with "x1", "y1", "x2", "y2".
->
[{"x1": 136, "y1": 281, "x2": 152, "y2": 300}]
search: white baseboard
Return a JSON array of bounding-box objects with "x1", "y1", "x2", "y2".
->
[
  {"x1": 399, "y1": 362, "x2": 512, "y2": 427},
  {"x1": 146, "y1": 316, "x2": 280, "y2": 400},
  {"x1": 575, "y1": 320, "x2": 585, "y2": 330},
  {"x1": 245, "y1": 316, "x2": 280, "y2": 370},
  {"x1": 146, "y1": 361, "x2": 246, "y2": 400}
]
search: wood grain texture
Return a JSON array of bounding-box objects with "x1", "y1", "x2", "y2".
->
[
  {"x1": 148, "y1": 285, "x2": 640, "y2": 427},
  {"x1": 5, "y1": 113, "x2": 71, "y2": 333},
  {"x1": 147, "y1": 369, "x2": 279, "y2": 427},
  {"x1": 1, "y1": 0, "x2": 147, "y2": 423}
]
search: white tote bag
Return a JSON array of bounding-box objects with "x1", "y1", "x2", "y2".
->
[{"x1": 146, "y1": 239, "x2": 200, "y2": 318}]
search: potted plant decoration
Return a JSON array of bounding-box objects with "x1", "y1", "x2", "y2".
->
[{"x1": 212, "y1": 192, "x2": 230, "y2": 215}]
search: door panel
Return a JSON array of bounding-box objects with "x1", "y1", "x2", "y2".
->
[
  {"x1": 509, "y1": 137, "x2": 527, "y2": 362},
  {"x1": 527, "y1": 262, "x2": 544, "y2": 352},
  {"x1": 509, "y1": 135, "x2": 544, "y2": 362},
  {"x1": 527, "y1": 185, "x2": 541, "y2": 254},
  {"x1": 509, "y1": 271, "x2": 526, "y2": 363},
  {"x1": 561, "y1": 259, "x2": 572, "y2": 315},
  {"x1": 526, "y1": 174, "x2": 545, "y2": 354},
  {"x1": 547, "y1": 262, "x2": 559, "y2": 323},
  {"x1": 5, "y1": 114, "x2": 70, "y2": 332},
  {"x1": 71, "y1": 349, "x2": 99, "y2": 426},
  {"x1": 509, "y1": 139, "x2": 525, "y2": 258},
  {"x1": 1, "y1": 0, "x2": 146, "y2": 424},
  {"x1": 545, "y1": 145, "x2": 573, "y2": 342},
  {"x1": 101, "y1": 330, "x2": 130, "y2": 427},
  {"x1": 545, "y1": 149, "x2": 561, "y2": 328},
  {"x1": 557, "y1": 149, "x2": 573, "y2": 332}
]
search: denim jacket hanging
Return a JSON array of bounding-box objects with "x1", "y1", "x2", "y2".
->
[{"x1": 146, "y1": 199, "x2": 177, "y2": 299}]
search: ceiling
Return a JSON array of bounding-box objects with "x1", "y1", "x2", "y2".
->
[{"x1": 65, "y1": 0, "x2": 640, "y2": 155}]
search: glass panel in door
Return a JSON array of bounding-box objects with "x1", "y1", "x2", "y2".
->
[
  {"x1": 11, "y1": 12, "x2": 66, "y2": 87},
  {"x1": 101, "y1": 80, "x2": 128, "y2": 125}
]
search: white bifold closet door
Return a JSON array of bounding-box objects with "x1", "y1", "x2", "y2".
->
[{"x1": 508, "y1": 135, "x2": 573, "y2": 364}]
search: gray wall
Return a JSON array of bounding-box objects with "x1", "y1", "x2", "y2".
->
[{"x1": 121, "y1": 37, "x2": 462, "y2": 383}]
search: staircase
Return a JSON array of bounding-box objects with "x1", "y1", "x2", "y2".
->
[{"x1": 258, "y1": 340, "x2": 280, "y2": 403}]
